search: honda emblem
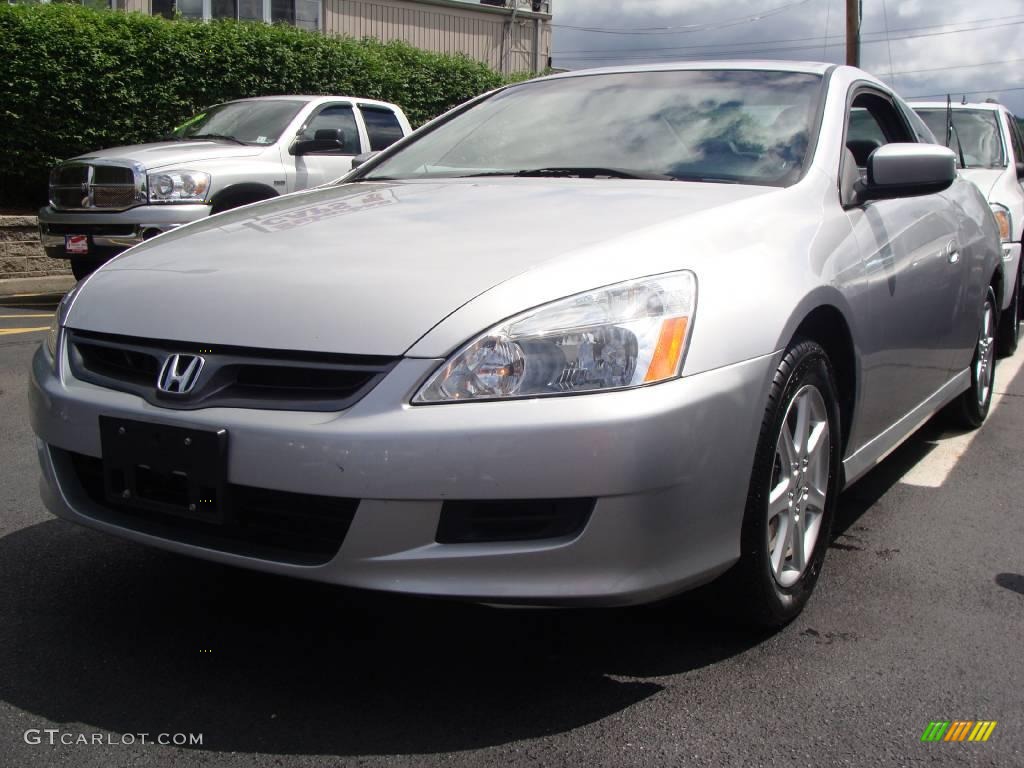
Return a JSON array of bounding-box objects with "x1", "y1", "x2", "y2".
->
[{"x1": 157, "y1": 354, "x2": 205, "y2": 394}]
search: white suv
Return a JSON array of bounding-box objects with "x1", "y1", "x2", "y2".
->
[{"x1": 913, "y1": 100, "x2": 1024, "y2": 355}]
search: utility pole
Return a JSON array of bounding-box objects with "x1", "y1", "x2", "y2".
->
[{"x1": 846, "y1": 0, "x2": 861, "y2": 67}]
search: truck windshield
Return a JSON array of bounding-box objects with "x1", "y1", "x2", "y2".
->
[
  {"x1": 171, "y1": 100, "x2": 306, "y2": 145},
  {"x1": 914, "y1": 108, "x2": 1006, "y2": 169},
  {"x1": 361, "y1": 69, "x2": 824, "y2": 186}
]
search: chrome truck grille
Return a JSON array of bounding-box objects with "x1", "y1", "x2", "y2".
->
[{"x1": 49, "y1": 161, "x2": 145, "y2": 211}]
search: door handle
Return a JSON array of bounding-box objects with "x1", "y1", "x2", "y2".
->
[{"x1": 945, "y1": 241, "x2": 960, "y2": 264}]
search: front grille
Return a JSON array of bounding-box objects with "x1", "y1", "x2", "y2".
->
[
  {"x1": 436, "y1": 499, "x2": 595, "y2": 544},
  {"x1": 65, "y1": 450, "x2": 357, "y2": 564},
  {"x1": 50, "y1": 162, "x2": 140, "y2": 211},
  {"x1": 92, "y1": 185, "x2": 137, "y2": 208},
  {"x1": 68, "y1": 329, "x2": 398, "y2": 412}
]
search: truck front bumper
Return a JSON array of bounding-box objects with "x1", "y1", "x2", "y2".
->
[{"x1": 38, "y1": 205, "x2": 211, "y2": 260}]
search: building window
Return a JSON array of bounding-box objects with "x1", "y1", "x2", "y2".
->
[{"x1": 150, "y1": 0, "x2": 320, "y2": 31}]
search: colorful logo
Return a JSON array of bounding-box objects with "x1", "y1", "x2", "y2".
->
[{"x1": 921, "y1": 721, "x2": 997, "y2": 742}]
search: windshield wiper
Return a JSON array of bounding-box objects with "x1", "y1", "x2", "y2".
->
[
  {"x1": 190, "y1": 133, "x2": 248, "y2": 146},
  {"x1": 465, "y1": 167, "x2": 678, "y2": 181}
]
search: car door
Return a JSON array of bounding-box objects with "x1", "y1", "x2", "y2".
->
[
  {"x1": 843, "y1": 88, "x2": 965, "y2": 440},
  {"x1": 286, "y1": 102, "x2": 364, "y2": 190}
]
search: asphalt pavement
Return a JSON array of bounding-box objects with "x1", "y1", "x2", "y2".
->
[{"x1": 0, "y1": 292, "x2": 1021, "y2": 767}]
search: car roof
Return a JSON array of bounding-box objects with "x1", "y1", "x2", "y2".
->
[
  {"x1": 540, "y1": 59, "x2": 836, "y2": 81},
  {"x1": 910, "y1": 100, "x2": 1005, "y2": 112},
  {"x1": 225, "y1": 95, "x2": 400, "y2": 108}
]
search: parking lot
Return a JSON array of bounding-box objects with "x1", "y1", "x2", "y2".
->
[{"x1": 0, "y1": 290, "x2": 1022, "y2": 767}]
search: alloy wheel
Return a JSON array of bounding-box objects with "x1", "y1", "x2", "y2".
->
[
  {"x1": 766, "y1": 385, "x2": 831, "y2": 588},
  {"x1": 976, "y1": 298, "x2": 996, "y2": 406}
]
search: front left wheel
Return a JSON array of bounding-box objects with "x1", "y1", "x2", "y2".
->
[{"x1": 723, "y1": 339, "x2": 842, "y2": 629}]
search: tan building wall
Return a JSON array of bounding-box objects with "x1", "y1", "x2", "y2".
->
[
  {"x1": 118, "y1": 0, "x2": 550, "y2": 73},
  {"x1": 322, "y1": 0, "x2": 551, "y2": 74}
]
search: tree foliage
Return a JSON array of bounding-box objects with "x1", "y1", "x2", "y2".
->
[{"x1": 0, "y1": 4, "x2": 509, "y2": 208}]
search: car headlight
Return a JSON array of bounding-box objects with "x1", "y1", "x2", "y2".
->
[
  {"x1": 991, "y1": 204, "x2": 1012, "y2": 243},
  {"x1": 414, "y1": 271, "x2": 697, "y2": 403},
  {"x1": 147, "y1": 170, "x2": 211, "y2": 203}
]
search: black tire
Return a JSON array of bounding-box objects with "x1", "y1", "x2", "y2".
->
[
  {"x1": 722, "y1": 339, "x2": 842, "y2": 629},
  {"x1": 70, "y1": 260, "x2": 98, "y2": 281},
  {"x1": 997, "y1": 273, "x2": 1020, "y2": 357},
  {"x1": 951, "y1": 286, "x2": 998, "y2": 429}
]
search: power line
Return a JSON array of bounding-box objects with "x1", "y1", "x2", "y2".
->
[
  {"x1": 551, "y1": 0, "x2": 814, "y2": 35},
  {"x1": 553, "y1": 15, "x2": 1024, "y2": 56},
  {"x1": 907, "y1": 85, "x2": 1024, "y2": 99},
  {"x1": 887, "y1": 57, "x2": 1024, "y2": 78},
  {"x1": 554, "y1": 19, "x2": 1024, "y2": 62}
]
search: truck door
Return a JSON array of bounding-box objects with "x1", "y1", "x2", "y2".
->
[{"x1": 286, "y1": 102, "x2": 363, "y2": 190}]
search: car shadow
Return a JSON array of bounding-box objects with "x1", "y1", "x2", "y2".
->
[
  {"x1": 0, "y1": 518, "x2": 767, "y2": 756},
  {"x1": 831, "y1": 416, "x2": 946, "y2": 544}
]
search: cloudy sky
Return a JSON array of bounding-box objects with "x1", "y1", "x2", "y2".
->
[{"x1": 549, "y1": 0, "x2": 1024, "y2": 114}]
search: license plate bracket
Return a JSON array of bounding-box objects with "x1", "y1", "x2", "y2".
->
[
  {"x1": 65, "y1": 235, "x2": 89, "y2": 254},
  {"x1": 99, "y1": 416, "x2": 228, "y2": 524}
]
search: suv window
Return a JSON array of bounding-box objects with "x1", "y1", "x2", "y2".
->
[
  {"x1": 300, "y1": 105, "x2": 360, "y2": 154},
  {"x1": 360, "y1": 107, "x2": 405, "y2": 152},
  {"x1": 915, "y1": 108, "x2": 1005, "y2": 168},
  {"x1": 1006, "y1": 112, "x2": 1024, "y2": 166}
]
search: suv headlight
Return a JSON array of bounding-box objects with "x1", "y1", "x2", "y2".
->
[
  {"x1": 147, "y1": 170, "x2": 211, "y2": 203},
  {"x1": 991, "y1": 204, "x2": 1012, "y2": 243},
  {"x1": 414, "y1": 271, "x2": 697, "y2": 403}
]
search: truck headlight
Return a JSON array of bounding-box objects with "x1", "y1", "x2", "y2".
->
[
  {"x1": 147, "y1": 170, "x2": 211, "y2": 203},
  {"x1": 991, "y1": 204, "x2": 1012, "y2": 243},
  {"x1": 414, "y1": 271, "x2": 697, "y2": 403}
]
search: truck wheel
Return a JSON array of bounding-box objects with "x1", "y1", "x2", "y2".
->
[
  {"x1": 210, "y1": 188, "x2": 277, "y2": 215},
  {"x1": 71, "y1": 260, "x2": 98, "y2": 281}
]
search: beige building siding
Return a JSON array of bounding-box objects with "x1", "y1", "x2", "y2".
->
[
  {"x1": 324, "y1": 0, "x2": 551, "y2": 74},
  {"x1": 115, "y1": 0, "x2": 550, "y2": 74}
]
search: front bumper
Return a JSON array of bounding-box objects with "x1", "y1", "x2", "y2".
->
[
  {"x1": 37, "y1": 204, "x2": 211, "y2": 260},
  {"x1": 29, "y1": 343, "x2": 778, "y2": 605}
]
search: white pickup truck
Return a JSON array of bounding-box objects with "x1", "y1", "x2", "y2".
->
[
  {"x1": 912, "y1": 100, "x2": 1024, "y2": 356},
  {"x1": 39, "y1": 95, "x2": 412, "y2": 279}
]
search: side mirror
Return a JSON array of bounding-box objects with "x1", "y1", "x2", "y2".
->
[
  {"x1": 855, "y1": 144, "x2": 956, "y2": 204},
  {"x1": 1016, "y1": 161, "x2": 1024, "y2": 180},
  {"x1": 291, "y1": 128, "x2": 346, "y2": 156},
  {"x1": 351, "y1": 151, "x2": 380, "y2": 169}
]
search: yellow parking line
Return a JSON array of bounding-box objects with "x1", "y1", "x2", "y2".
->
[
  {"x1": 0, "y1": 327, "x2": 49, "y2": 336},
  {"x1": 0, "y1": 313, "x2": 53, "y2": 319}
]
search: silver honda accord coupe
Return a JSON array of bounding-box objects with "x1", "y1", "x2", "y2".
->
[{"x1": 30, "y1": 62, "x2": 1002, "y2": 627}]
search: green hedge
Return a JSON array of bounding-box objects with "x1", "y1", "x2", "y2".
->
[{"x1": 0, "y1": 4, "x2": 509, "y2": 209}]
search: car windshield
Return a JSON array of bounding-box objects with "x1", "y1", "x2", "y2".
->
[
  {"x1": 361, "y1": 69, "x2": 825, "y2": 186},
  {"x1": 170, "y1": 100, "x2": 306, "y2": 146},
  {"x1": 915, "y1": 108, "x2": 1006, "y2": 169}
]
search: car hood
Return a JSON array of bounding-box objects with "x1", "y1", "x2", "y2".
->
[
  {"x1": 68, "y1": 179, "x2": 777, "y2": 356},
  {"x1": 959, "y1": 168, "x2": 1005, "y2": 199},
  {"x1": 68, "y1": 141, "x2": 264, "y2": 170}
]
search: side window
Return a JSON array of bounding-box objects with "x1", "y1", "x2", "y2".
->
[
  {"x1": 1007, "y1": 113, "x2": 1024, "y2": 166},
  {"x1": 301, "y1": 105, "x2": 359, "y2": 154},
  {"x1": 360, "y1": 107, "x2": 405, "y2": 152},
  {"x1": 844, "y1": 91, "x2": 913, "y2": 168}
]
